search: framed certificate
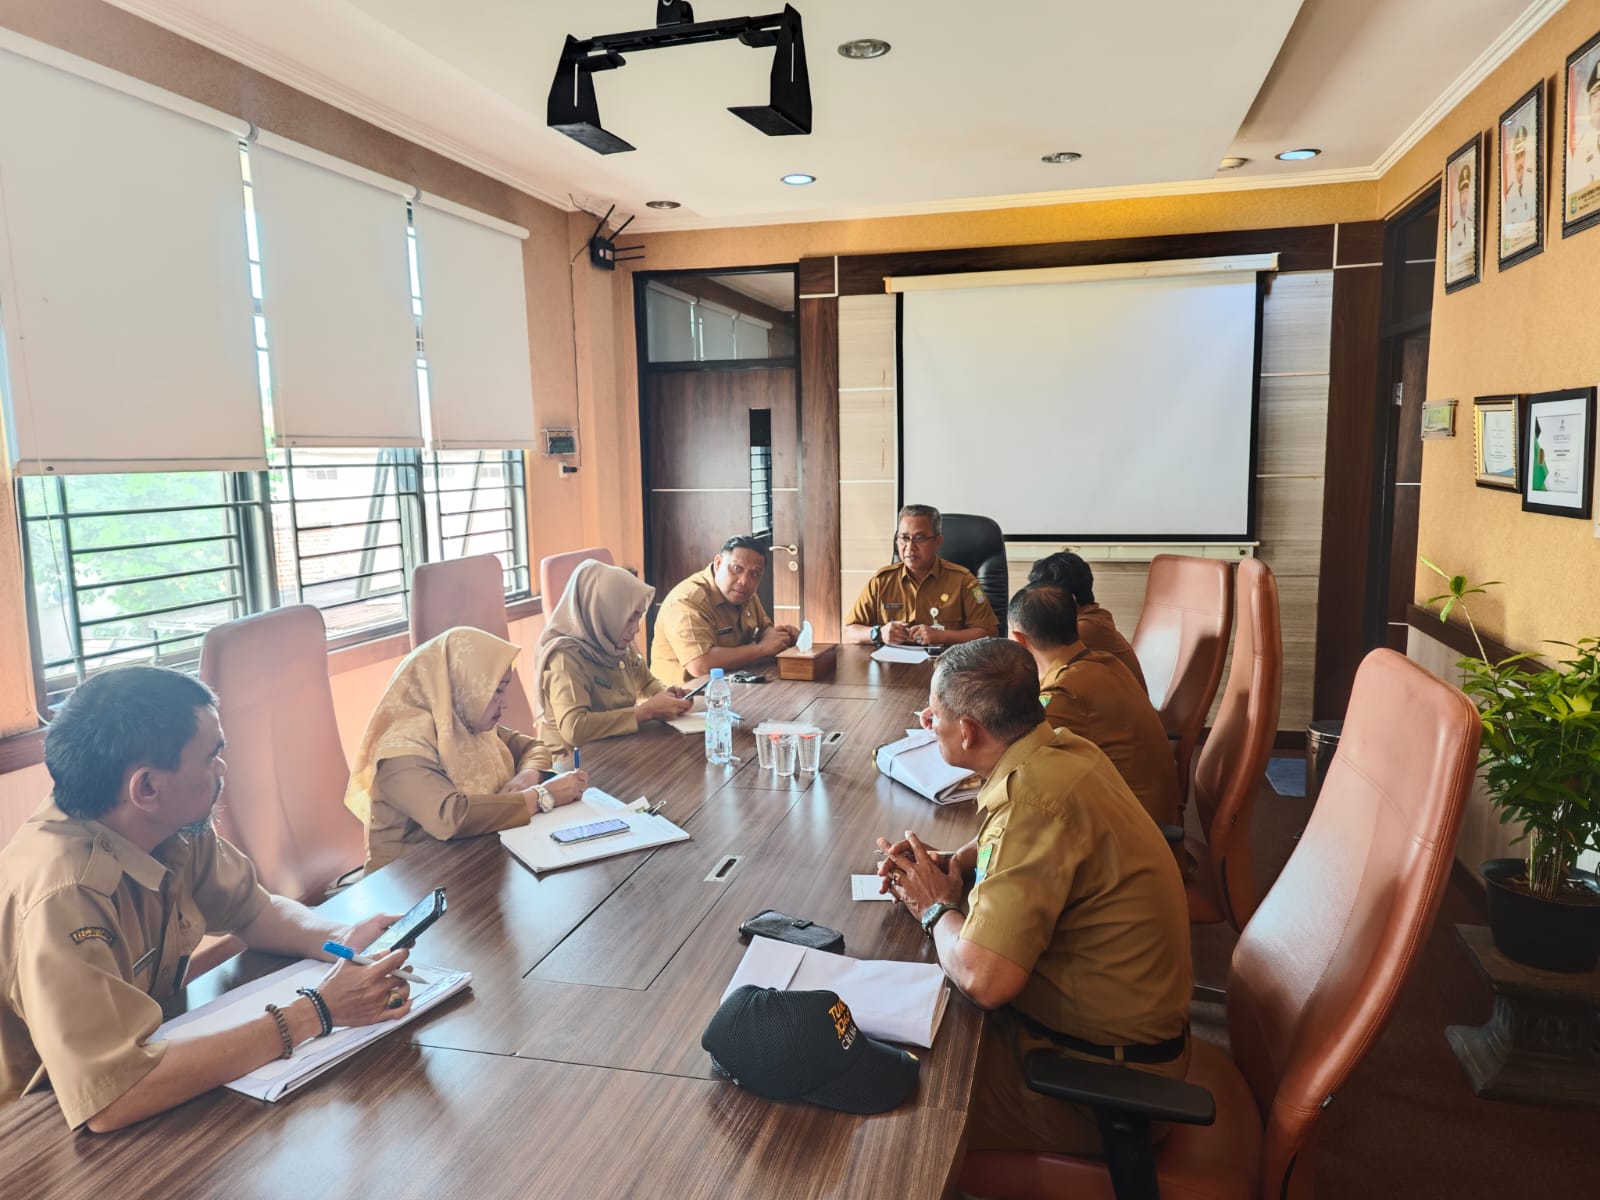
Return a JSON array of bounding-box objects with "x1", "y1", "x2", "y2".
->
[
  {"x1": 1498, "y1": 81, "x2": 1544, "y2": 270},
  {"x1": 1520, "y1": 388, "x2": 1595, "y2": 518},
  {"x1": 1444, "y1": 134, "x2": 1482, "y2": 292},
  {"x1": 1563, "y1": 29, "x2": 1600, "y2": 238},
  {"x1": 1473, "y1": 395, "x2": 1520, "y2": 490}
]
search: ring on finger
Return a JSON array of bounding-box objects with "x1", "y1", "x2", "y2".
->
[{"x1": 385, "y1": 987, "x2": 405, "y2": 1010}]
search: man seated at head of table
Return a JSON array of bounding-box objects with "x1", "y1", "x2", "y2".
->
[
  {"x1": 344, "y1": 627, "x2": 589, "y2": 872},
  {"x1": 843, "y1": 505, "x2": 998, "y2": 649},
  {"x1": 1007, "y1": 582, "x2": 1180, "y2": 829},
  {"x1": 1028, "y1": 551, "x2": 1146, "y2": 692},
  {"x1": 0, "y1": 668, "x2": 415, "y2": 1132},
  {"x1": 876, "y1": 640, "x2": 1191, "y2": 1157},
  {"x1": 536, "y1": 558, "x2": 693, "y2": 756},
  {"x1": 650, "y1": 535, "x2": 799, "y2": 684}
]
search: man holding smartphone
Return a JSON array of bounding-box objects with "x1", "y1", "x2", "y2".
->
[
  {"x1": 650, "y1": 535, "x2": 798, "y2": 684},
  {"x1": 0, "y1": 667, "x2": 413, "y2": 1132}
]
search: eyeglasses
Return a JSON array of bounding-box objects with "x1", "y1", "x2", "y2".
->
[{"x1": 895, "y1": 534, "x2": 936, "y2": 547}]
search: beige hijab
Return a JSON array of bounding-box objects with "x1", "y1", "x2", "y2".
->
[
  {"x1": 344, "y1": 627, "x2": 521, "y2": 824},
  {"x1": 534, "y1": 559, "x2": 655, "y2": 718}
]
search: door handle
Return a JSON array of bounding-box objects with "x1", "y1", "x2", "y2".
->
[{"x1": 774, "y1": 543, "x2": 798, "y2": 556}]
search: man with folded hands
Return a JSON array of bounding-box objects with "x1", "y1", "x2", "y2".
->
[
  {"x1": 0, "y1": 667, "x2": 410, "y2": 1131},
  {"x1": 877, "y1": 639, "x2": 1191, "y2": 1155}
]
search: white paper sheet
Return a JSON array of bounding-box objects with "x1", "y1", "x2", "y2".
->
[
  {"x1": 851, "y1": 874, "x2": 893, "y2": 901},
  {"x1": 665, "y1": 714, "x2": 707, "y2": 735},
  {"x1": 871, "y1": 645, "x2": 931, "y2": 664},
  {"x1": 498, "y1": 787, "x2": 689, "y2": 874}
]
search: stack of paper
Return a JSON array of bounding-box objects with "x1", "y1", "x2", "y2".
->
[
  {"x1": 156, "y1": 958, "x2": 471, "y2": 1101},
  {"x1": 871, "y1": 645, "x2": 930, "y2": 665},
  {"x1": 722, "y1": 936, "x2": 949, "y2": 1048},
  {"x1": 498, "y1": 787, "x2": 689, "y2": 874},
  {"x1": 875, "y1": 729, "x2": 982, "y2": 805}
]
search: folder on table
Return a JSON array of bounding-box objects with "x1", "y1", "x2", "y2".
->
[
  {"x1": 874, "y1": 729, "x2": 982, "y2": 805},
  {"x1": 498, "y1": 787, "x2": 689, "y2": 874}
]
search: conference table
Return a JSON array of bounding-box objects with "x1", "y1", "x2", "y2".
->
[{"x1": 0, "y1": 647, "x2": 991, "y2": 1200}]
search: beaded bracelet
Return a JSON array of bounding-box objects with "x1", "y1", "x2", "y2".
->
[
  {"x1": 296, "y1": 986, "x2": 334, "y2": 1038},
  {"x1": 264, "y1": 1003, "x2": 294, "y2": 1060}
]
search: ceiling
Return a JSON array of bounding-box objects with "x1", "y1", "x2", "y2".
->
[{"x1": 107, "y1": 0, "x2": 1555, "y2": 231}]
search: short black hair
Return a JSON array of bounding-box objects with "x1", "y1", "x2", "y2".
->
[
  {"x1": 719, "y1": 535, "x2": 769, "y2": 559},
  {"x1": 44, "y1": 667, "x2": 216, "y2": 820},
  {"x1": 931, "y1": 639, "x2": 1043, "y2": 743},
  {"x1": 1028, "y1": 551, "x2": 1095, "y2": 605},
  {"x1": 1008, "y1": 583, "x2": 1079, "y2": 650}
]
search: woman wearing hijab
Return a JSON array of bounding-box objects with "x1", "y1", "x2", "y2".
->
[
  {"x1": 346, "y1": 627, "x2": 588, "y2": 871},
  {"x1": 535, "y1": 559, "x2": 693, "y2": 754}
]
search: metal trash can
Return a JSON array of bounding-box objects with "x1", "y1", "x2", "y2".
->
[{"x1": 1305, "y1": 719, "x2": 1344, "y2": 803}]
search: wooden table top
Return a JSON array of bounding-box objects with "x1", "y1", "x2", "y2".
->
[{"x1": 0, "y1": 647, "x2": 981, "y2": 1200}]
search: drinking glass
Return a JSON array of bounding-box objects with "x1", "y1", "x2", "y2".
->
[
  {"x1": 797, "y1": 730, "x2": 823, "y2": 774},
  {"x1": 757, "y1": 730, "x2": 779, "y2": 770},
  {"x1": 773, "y1": 733, "x2": 798, "y2": 777}
]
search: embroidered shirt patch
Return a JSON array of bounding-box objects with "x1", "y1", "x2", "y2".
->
[{"x1": 70, "y1": 926, "x2": 116, "y2": 947}]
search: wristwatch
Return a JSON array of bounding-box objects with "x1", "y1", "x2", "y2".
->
[
  {"x1": 531, "y1": 784, "x2": 555, "y2": 814},
  {"x1": 919, "y1": 901, "x2": 956, "y2": 937},
  {"x1": 870, "y1": 624, "x2": 884, "y2": 647}
]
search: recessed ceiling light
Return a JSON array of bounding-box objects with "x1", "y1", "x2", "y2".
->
[
  {"x1": 1218, "y1": 156, "x2": 1249, "y2": 170},
  {"x1": 646, "y1": 200, "x2": 681, "y2": 209},
  {"x1": 1276, "y1": 148, "x2": 1321, "y2": 161},
  {"x1": 838, "y1": 38, "x2": 891, "y2": 59},
  {"x1": 781, "y1": 173, "x2": 816, "y2": 186},
  {"x1": 1041, "y1": 152, "x2": 1081, "y2": 164}
]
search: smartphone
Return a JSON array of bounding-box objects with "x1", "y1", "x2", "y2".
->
[
  {"x1": 729, "y1": 671, "x2": 767, "y2": 684},
  {"x1": 549, "y1": 817, "x2": 630, "y2": 845},
  {"x1": 681, "y1": 678, "x2": 711, "y2": 699},
  {"x1": 361, "y1": 887, "x2": 447, "y2": 955}
]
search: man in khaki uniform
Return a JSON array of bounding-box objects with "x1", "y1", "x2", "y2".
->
[
  {"x1": 0, "y1": 667, "x2": 413, "y2": 1131},
  {"x1": 876, "y1": 640, "x2": 1191, "y2": 1155},
  {"x1": 1008, "y1": 582, "x2": 1181, "y2": 828},
  {"x1": 844, "y1": 505, "x2": 998, "y2": 648},
  {"x1": 1029, "y1": 551, "x2": 1146, "y2": 691},
  {"x1": 651, "y1": 535, "x2": 799, "y2": 684}
]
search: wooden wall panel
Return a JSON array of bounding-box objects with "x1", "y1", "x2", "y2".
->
[
  {"x1": 840, "y1": 390, "x2": 897, "y2": 479},
  {"x1": 1260, "y1": 272, "x2": 1334, "y2": 375},
  {"x1": 1257, "y1": 375, "x2": 1331, "y2": 475},
  {"x1": 799, "y1": 298, "x2": 841, "y2": 642}
]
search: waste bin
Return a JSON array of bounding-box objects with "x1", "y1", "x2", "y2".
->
[{"x1": 1305, "y1": 719, "x2": 1344, "y2": 803}]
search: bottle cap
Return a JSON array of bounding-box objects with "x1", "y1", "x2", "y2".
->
[{"x1": 710, "y1": 668, "x2": 725, "y2": 678}]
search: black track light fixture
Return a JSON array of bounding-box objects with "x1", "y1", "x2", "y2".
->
[{"x1": 547, "y1": 3, "x2": 811, "y2": 155}]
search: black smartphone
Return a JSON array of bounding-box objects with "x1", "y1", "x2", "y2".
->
[
  {"x1": 681, "y1": 678, "x2": 711, "y2": 699},
  {"x1": 729, "y1": 671, "x2": 767, "y2": 684},
  {"x1": 549, "y1": 817, "x2": 630, "y2": 845},
  {"x1": 361, "y1": 887, "x2": 447, "y2": 955}
]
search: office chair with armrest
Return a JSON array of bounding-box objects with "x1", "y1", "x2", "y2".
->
[
  {"x1": 923, "y1": 513, "x2": 1008, "y2": 635},
  {"x1": 1186, "y1": 557, "x2": 1282, "y2": 931},
  {"x1": 960, "y1": 648, "x2": 1480, "y2": 1200},
  {"x1": 200, "y1": 605, "x2": 365, "y2": 904},
  {"x1": 412, "y1": 554, "x2": 534, "y2": 735},
  {"x1": 1131, "y1": 555, "x2": 1233, "y2": 810},
  {"x1": 539, "y1": 546, "x2": 615, "y2": 614}
]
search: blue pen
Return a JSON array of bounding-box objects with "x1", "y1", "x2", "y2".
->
[
  {"x1": 572, "y1": 748, "x2": 580, "y2": 770},
  {"x1": 322, "y1": 940, "x2": 373, "y2": 965}
]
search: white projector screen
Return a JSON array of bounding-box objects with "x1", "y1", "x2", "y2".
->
[{"x1": 900, "y1": 269, "x2": 1262, "y2": 540}]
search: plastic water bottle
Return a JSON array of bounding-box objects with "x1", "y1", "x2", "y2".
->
[{"x1": 704, "y1": 668, "x2": 734, "y2": 765}]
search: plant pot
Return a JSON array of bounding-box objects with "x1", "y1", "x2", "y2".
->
[{"x1": 1481, "y1": 858, "x2": 1600, "y2": 973}]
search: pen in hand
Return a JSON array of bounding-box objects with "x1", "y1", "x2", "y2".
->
[{"x1": 323, "y1": 940, "x2": 431, "y2": 985}]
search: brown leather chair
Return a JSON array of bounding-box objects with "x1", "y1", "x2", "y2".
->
[
  {"x1": 411, "y1": 554, "x2": 534, "y2": 734},
  {"x1": 1186, "y1": 558, "x2": 1282, "y2": 931},
  {"x1": 200, "y1": 605, "x2": 364, "y2": 904},
  {"x1": 959, "y1": 648, "x2": 1480, "y2": 1200},
  {"x1": 539, "y1": 545, "x2": 615, "y2": 611},
  {"x1": 1131, "y1": 555, "x2": 1234, "y2": 808}
]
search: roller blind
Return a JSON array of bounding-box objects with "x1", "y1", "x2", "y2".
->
[
  {"x1": 0, "y1": 35, "x2": 263, "y2": 474},
  {"x1": 249, "y1": 133, "x2": 421, "y2": 448},
  {"x1": 412, "y1": 194, "x2": 534, "y2": 450}
]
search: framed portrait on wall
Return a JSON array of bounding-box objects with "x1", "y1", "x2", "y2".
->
[
  {"x1": 1473, "y1": 395, "x2": 1520, "y2": 490},
  {"x1": 1520, "y1": 387, "x2": 1595, "y2": 518},
  {"x1": 1443, "y1": 134, "x2": 1482, "y2": 292},
  {"x1": 1562, "y1": 29, "x2": 1600, "y2": 237},
  {"x1": 1498, "y1": 81, "x2": 1544, "y2": 268}
]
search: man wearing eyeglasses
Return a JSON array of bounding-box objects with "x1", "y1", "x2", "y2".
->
[{"x1": 844, "y1": 505, "x2": 998, "y2": 648}]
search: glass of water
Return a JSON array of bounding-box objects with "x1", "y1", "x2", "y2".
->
[
  {"x1": 796, "y1": 730, "x2": 823, "y2": 774},
  {"x1": 773, "y1": 733, "x2": 798, "y2": 777},
  {"x1": 757, "y1": 730, "x2": 779, "y2": 770}
]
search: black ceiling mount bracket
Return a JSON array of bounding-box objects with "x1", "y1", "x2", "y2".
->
[{"x1": 547, "y1": 4, "x2": 811, "y2": 154}]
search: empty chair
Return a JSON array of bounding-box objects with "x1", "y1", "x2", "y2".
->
[
  {"x1": 1187, "y1": 558, "x2": 1282, "y2": 931},
  {"x1": 412, "y1": 554, "x2": 534, "y2": 735},
  {"x1": 929, "y1": 513, "x2": 1008, "y2": 636},
  {"x1": 199, "y1": 605, "x2": 364, "y2": 903},
  {"x1": 539, "y1": 546, "x2": 616, "y2": 614},
  {"x1": 959, "y1": 649, "x2": 1480, "y2": 1200},
  {"x1": 1132, "y1": 554, "x2": 1234, "y2": 807}
]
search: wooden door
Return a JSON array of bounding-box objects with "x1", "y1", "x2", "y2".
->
[{"x1": 644, "y1": 365, "x2": 801, "y2": 630}]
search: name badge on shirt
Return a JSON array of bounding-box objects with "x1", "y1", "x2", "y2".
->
[{"x1": 883, "y1": 603, "x2": 903, "y2": 613}]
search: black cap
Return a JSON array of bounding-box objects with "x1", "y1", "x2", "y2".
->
[{"x1": 701, "y1": 985, "x2": 920, "y2": 1114}]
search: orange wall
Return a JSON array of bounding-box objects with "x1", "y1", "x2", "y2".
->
[{"x1": 1384, "y1": 3, "x2": 1600, "y2": 652}]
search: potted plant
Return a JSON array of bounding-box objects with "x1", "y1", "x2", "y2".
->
[{"x1": 1422, "y1": 559, "x2": 1600, "y2": 972}]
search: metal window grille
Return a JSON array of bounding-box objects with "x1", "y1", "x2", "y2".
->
[{"x1": 422, "y1": 449, "x2": 531, "y2": 598}]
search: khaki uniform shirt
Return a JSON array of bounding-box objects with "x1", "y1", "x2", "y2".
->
[
  {"x1": 961, "y1": 724, "x2": 1191, "y2": 1047},
  {"x1": 365, "y1": 726, "x2": 551, "y2": 872},
  {"x1": 846, "y1": 557, "x2": 999, "y2": 634},
  {"x1": 539, "y1": 646, "x2": 664, "y2": 754},
  {"x1": 1076, "y1": 603, "x2": 1145, "y2": 692},
  {"x1": 650, "y1": 566, "x2": 772, "y2": 684},
  {"x1": 1038, "y1": 643, "x2": 1180, "y2": 828},
  {"x1": 0, "y1": 800, "x2": 270, "y2": 1128}
]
